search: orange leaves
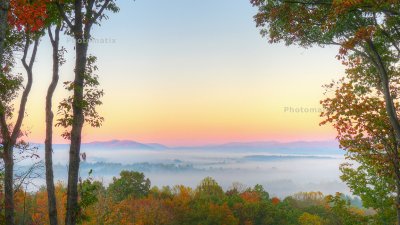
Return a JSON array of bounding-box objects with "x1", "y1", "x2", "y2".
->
[
  {"x1": 207, "y1": 203, "x2": 239, "y2": 225},
  {"x1": 332, "y1": 0, "x2": 364, "y2": 14},
  {"x1": 320, "y1": 74, "x2": 388, "y2": 144},
  {"x1": 271, "y1": 197, "x2": 280, "y2": 205},
  {"x1": 320, "y1": 60, "x2": 400, "y2": 180},
  {"x1": 8, "y1": 0, "x2": 50, "y2": 32},
  {"x1": 240, "y1": 191, "x2": 261, "y2": 203},
  {"x1": 105, "y1": 197, "x2": 172, "y2": 225},
  {"x1": 340, "y1": 26, "x2": 376, "y2": 58}
]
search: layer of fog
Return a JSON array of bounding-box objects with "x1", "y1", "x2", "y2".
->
[{"x1": 22, "y1": 146, "x2": 349, "y2": 197}]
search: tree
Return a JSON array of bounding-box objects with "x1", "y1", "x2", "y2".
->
[
  {"x1": 325, "y1": 193, "x2": 368, "y2": 225},
  {"x1": 321, "y1": 75, "x2": 398, "y2": 223},
  {"x1": 341, "y1": 162, "x2": 396, "y2": 223},
  {"x1": 251, "y1": 1, "x2": 400, "y2": 223},
  {"x1": 108, "y1": 171, "x2": 151, "y2": 202},
  {"x1": 54, "y1": 1, "x2": 119, "y2": 223},
  {"x1": 45, "y1": 23, "x2": 62, "y2": 225},
  {"x1": 291, "y1": 192, "x2": 325, "y2": 208},
  {"x1": 204, "y1": 203, "x2": 238, "y2": 225},
  {"x1": 195, "y1": 177, "x2": 225, "y2": 202},
  {"x1": 0, "y1": 32, "x2": 39, "y2": 225},
  {"x1": 0, "y1": 0, "x2": 9, "y2": 68},
  {"x1": 298, "y1": 212, "x2": 324, "y2": 225},
  {"x1": 250, "y1": 0, "x2": 400, "y2": 138},
  {"x1": 77, "y1": 173, "x2": 104, "y2": 223},
  {"x1": 104, "y1": 197, "x2": 171, "y2": 225},
  {"x1": 0, "y1": 0, "x2": 48, "y2": 223},
  {"x1": 44, "y1": 3, "x2": 67, "y2": 223}
]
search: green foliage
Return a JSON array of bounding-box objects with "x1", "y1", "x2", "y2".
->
[
  {"x1": 321, "y1": 73, "x2": 398, "y2": 222},
  {"x1": 107, "y1": 170, "x2": 151, "y2": 202},
  {"x1": 326, "y1": 193, "x2": 369, "y2": 225},
  {"x1": 77, "y1": 171, "x2": 104, "y2": 224},
  {"x1": 195, "y1": 177, "x2": 225, "y2": 204},
  {"x1": 253, "y1": 184, "x2": 270, "y2": 201},
  {"x1": 0, "y1": 72, "x2": 22, "y2": 117},
  {"x1": 56, "y1": 55, "x2": 104, "y2": 139},
  {"x1": 7, "y1": 175, "x2": 373, "y2": 224},
  {"x1": 341, "y1": 163, "x2": 396, "y2": 224},
  {"x1": 253, "y1": 1, "x2": 400, "y2": 223}
]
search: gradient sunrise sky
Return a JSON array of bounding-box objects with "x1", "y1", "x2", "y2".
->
[{"x1": 21, "y1": 0, "x2": 343, "y2": 146}]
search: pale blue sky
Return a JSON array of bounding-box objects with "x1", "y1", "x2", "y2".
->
[{"x1": 25, "y1": 0, "x2": 344, "y2": 145}]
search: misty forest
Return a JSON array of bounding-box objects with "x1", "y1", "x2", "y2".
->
[{"x1": 1, "y1": 0, "x2": 400, "y2": 225}]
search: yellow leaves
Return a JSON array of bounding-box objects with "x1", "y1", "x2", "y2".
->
[
  {"x1": 298, "y1": 212, "x2": 324, "y2": 225},
  {"x1": 374, "y1": 143, "x2": 385, "y2": 150},
  {"x1": 104, "y1": 197, "x2": 173, "y2": 225}
]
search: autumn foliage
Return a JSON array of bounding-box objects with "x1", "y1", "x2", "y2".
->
[
  {"x1": 4, "y1": 171, "x2": 371, "y2": 225},
  {"x1": 8, "y1": 0, "x2": 50, "y2": 32}
]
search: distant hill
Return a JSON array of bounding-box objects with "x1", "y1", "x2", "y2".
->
[
  {"x1": 176, "y1": 140, "x2": 342, "y2": 155},
  {"x1": 45, "y1": 139, "x2": 342, "y2": 155},
  {"x1": 84, "y1": 140, "x2": 169, "y2": 150}
]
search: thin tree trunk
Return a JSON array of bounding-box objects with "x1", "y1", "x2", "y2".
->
[
  {"x1": 366, "y1": 40, "x2": 400, "y2": 141},
  {"x1": 392, "y1": 151, "x2": 400, "y2": 225},
  {"x1": 65, "y1": 2, "x2": 89, "y2": 220},
  {"x1": 22, "y1": 186, "x2": 27, "y2": 224},
  {"x1": 396, "y1": 180, "x2": 400, "y2": 225},
  {"x1": 1, "y1": 3, "x2": 37, "y2": 225},
  {"x1": 62, "y1": 0, "x2": 108, "y2": 223},
  {"x1": 0, "y1": 0, "x2": 9, "y2": 66},
  {"x1": 0, "y1": 8, "x2": 10, "y2": 223},
  {"x1": 0, "y1": 3, "x2": 10, "y2": 220},
  {"x1": 2, "y1": 35, "x2": 38, "y2": 225},
  {"x1": 65, "y1": 40, "x2": 87, "y2": 225},
  {"x1": 367, "y1": 40, "x2": 400, "y2": 225},
  {"x1": 46, "y1": 25, "x2": 61, "y2": 225},
  {"x1": 3, "y1": 143, "x2": 14, "y2": 224}
]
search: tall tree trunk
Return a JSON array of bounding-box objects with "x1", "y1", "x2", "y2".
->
[
  {"x1": 3, "y1": 36, "x2": 38, "y2": 225},
  {"x1": 366, "y1": 40, "x2": 400, "y2": 141},
  {"x1": 396, "y1": 179, "x2": 400, "y2": 225},
  {"x1": 0, "y1": 1, "x2": 9, "y2": 223},
  {"x1": 65, "y1": 2, "x2": 89, "y2": 219},
  {"x1": 393, "y1": 153, "x2": 400, "y2": 225},
  {"x1": 367, "y1": 40, "x2": 400, "y2": 225},
  {"x1": 1, "y1": 4, "x2": 38, "y2": 225},
  {"x1": 62, "y1": 0, "x2": 108, "y2": 223},
  {"x1": 3, "y1": 143, "x2": 14, "y2": 225},
  {"x1": 0, "y1": 0, "x2": 9, "y2": 66},
  {"x1": 46, "y1": 25, "x2": 61, "y2": 225},
  {"x1": 65, "y1": 40, "x2": 87, "y2": 225}
]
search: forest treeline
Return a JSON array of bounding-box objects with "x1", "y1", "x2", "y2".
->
[
  {"x1": 1, "y1": 0, "x2": 400, "y2": 225},
  {"x1": 4, "y1": 171, "x2": 384, "y2": 225}
]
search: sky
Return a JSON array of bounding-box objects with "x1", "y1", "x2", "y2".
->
[{"x1": 21, "y1": 0, "x2": 345, "y2": 146}]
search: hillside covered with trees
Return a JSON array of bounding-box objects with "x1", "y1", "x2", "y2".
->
[{"x1": 6, "y1": 171, "x2": 381, "y2": 225}]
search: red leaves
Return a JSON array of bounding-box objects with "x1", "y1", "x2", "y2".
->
[{"x1": 8, "y1": 0, "x2": 50, "y2": 32}]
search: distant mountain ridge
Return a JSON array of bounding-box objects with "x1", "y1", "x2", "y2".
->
[
  {"x1": 176, "y1": 140, "x2": 342, "y2": 155},
  {"x1": 85, "y1": 140, "x2": 169, "y2": 150},
  {"x1": 39, "y1": 140, "x2": 341, "y2": 155},
  {"x1": 74, "y1": 139, "x2": 342, "y2": 155}
]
